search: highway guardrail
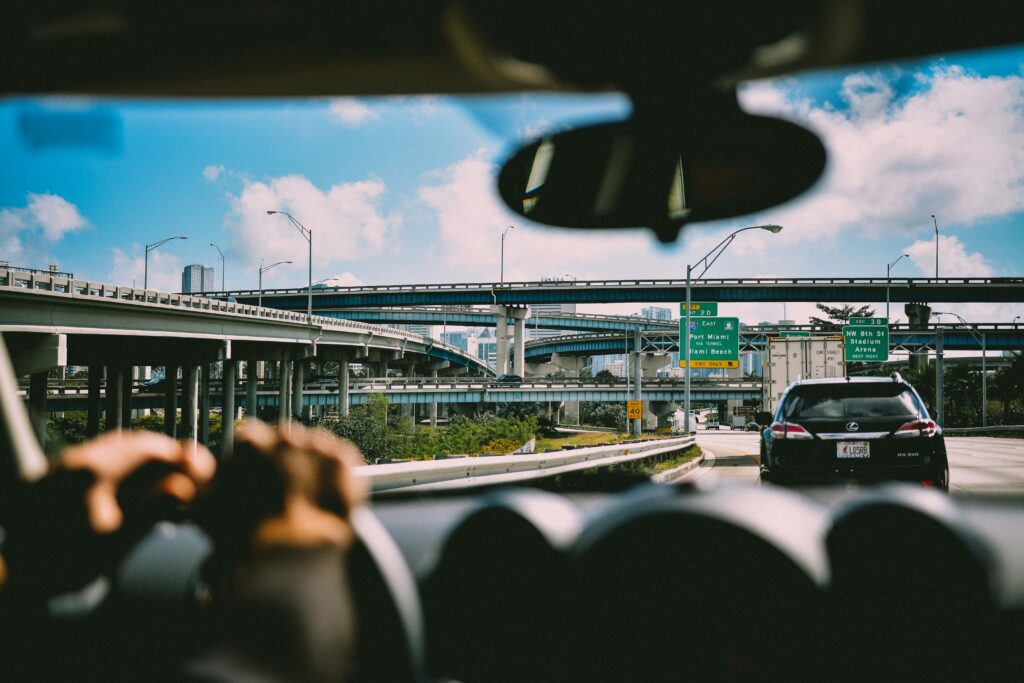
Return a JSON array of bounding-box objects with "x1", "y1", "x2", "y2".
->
[
  {"x1": 943, "y1": 425, "x2": 1024, "y2": 436},
  {"x1": 356, "y1": 434, "x2": 696, "y2": 492}
]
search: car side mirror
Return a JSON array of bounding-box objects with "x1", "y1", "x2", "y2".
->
[{"x1": 754, "y1": 412, "x2": 772, "y2": 427}]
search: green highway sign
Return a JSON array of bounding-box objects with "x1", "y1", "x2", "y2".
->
[
  {"x1": 680, "y1": 302, "x2": 718, "y2": 317},
  {"x1": 779, "y1": 331, "x2": 811, "y2": 338},
  {"x1": 849, "y1": 317, "x2": 889, "y2": 326},
  {"x1": 843, "y1": 324, "x2": 889, "y2": 362},
  {"x1": 681, "y1": 316, "x2": 739, "y2": 368}
]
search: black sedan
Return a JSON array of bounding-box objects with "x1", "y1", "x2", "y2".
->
[{"x1": 758, "y1": 375, "x2": 949, "y2": 490}]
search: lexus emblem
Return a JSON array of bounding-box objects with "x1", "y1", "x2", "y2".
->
[{"x1": 846, "y1": 421, "x2": 860, "y2": 432}]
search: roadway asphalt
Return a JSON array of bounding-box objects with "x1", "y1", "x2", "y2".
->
[{"x1": 684, "y1": 430, "x2": 1024, "y2": 495}]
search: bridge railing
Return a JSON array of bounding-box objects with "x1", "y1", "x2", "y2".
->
[
  {"x1": 0, "y1": 268, "x2": 486, "y2": 372},
  {"x1": 210, "y1": 276, "x2": 1023, "y2": 298}
]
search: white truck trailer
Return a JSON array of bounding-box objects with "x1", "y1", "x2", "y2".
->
[{"x1": 763, "y1": 336, "x2": 845, "y2": 413}]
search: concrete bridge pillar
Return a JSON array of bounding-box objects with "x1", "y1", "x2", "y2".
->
[
  {"x1": 291, "y1": 360, "x2": 305, "y2": 422},
  {"x1": 339, "y1": 359, "x2": 351, "y2": 417},
  {"x1": 199, "y1": 365, "x2": 211, "y2": 444},
  {"x1": 430, "y1": 368, "x2": 439, "y2": 427},
  {"x1": 87, "y1": 364, "x2": 102, "y2": 437},
  {"x1": 650, "y1": 401, "x2": 679, "y2": 431},
  {"x1": 164, "y1": 365, "x2": 178, "y2": 437},
  {"x1": 121, "y1": 365, "x2": 133, "y2": 429},
  {"x1": 246, "y1": 360, "x2": 258, "y2": 419},
  {"x1": 906, "y1": 302, "x2": 933, "y2": 374},
  {"x1": 641, "y1": 354, "x2": 672, "y2": 378},
  {"x1": 278, "y1": 360, "x2": 291, "y2": 425},
  {"x1": 181, "y1": 364, "x2": 199, "y2": 440},
  {"x1": 105, "y1": 364, "x2": 123, "y2": 431},
  {"x1": 222, "y1": 360, "x2": 236, "y2": 456},
  {"x1": 492, "y1": 305, "x2": 510, "y2": 375}
]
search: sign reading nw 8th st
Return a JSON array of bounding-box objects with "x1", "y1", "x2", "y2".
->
[
  {"x1": 843, "y1": 323, "x2": 889, "y2": 362},
  {"x1": 680, "y1": 316, "x2": 740, "y2": 368}
]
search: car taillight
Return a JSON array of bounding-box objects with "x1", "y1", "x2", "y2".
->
[
  {"x1": 770, "y1": 422, "x2": 813, "y2": 440},
  {"x1": 894, "y1": 419, "x2": 938, "y2": 438}
]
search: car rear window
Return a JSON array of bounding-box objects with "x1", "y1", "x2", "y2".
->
[{"x1": 783, "y1": 384, "x2": 921, "y2": 419}]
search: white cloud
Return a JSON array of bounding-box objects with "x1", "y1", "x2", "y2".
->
[
  {"x1": 905, "y1": 233, "x2": 994, "y2": 278},
  {"x1": 320, "y1": 272, "x2": 364, "y2": 286},
  {"x1": 740, "y1": 66, "x2": 1024, "y2": 243},
  {"x1": 203, "y1": 164, "x2": 225, "y2": 182},
  {"x1": 26, "y1": 193, "x2": 88, "y2": 241},
  {"x1": 417, "y1": 152, "x2": 639, "y2": 281},
  {"x1": 223, "y1": 173, "x2": 401, "y2": 285},
  {"x1": 0, "y1": 192, "x2": 87, "y2": 264},
  {"x1": 327, "y1": 98, "x2": 379, "y2": 126},
  {"x1": 109, "y1": 246, "x2": 183, "y2": 292}
]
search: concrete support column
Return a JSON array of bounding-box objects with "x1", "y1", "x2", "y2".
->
[
  {"x1": 164, "y1": 365, "x2": 178, "y2": 437},
  {"x1": 430, "y1": 368, "x2": 438, "y2": 427},
  {"x1": 906, "y1": 302, "x2": 933, "y2": 374},
  {"x1": 291, "y1": 360, "x2": 304, "y2": 422},
  {"x1": 513, "y1": 316, "x2": 526, "y2": 375},
  {"x1": 278, "y1": 360, "x2": 291, "y2": 423},
  {"x1": 246, "y1": 360, "x2": 258, "y2": 419},
  {"x1": 28, "y1": 371, "x2": 48, "y2": 448},
  {"x1": 199, "y1": 364, "x2": 211, "y2": 444},
  {"x1": 121, "y1": 365, "x2": 133, "y2": 429},
  {"x1": 105, "y1": 365, "x2": 123, "y2": 431},
  {"x1": 222, "y1": 360, "x2": 236, "y2": 456},
  {"x1": 87, "y1": 365, "x2": 102, "y2": 437},
  {"x1": 181, "y1": 364, "x2": 198, "y2": 440},
  {"x1": 492, "y1": 305, "x2": 510, "y2": 375},
  {"x1": 339, "y1": 360, "x2": 350, "y2": 417}
]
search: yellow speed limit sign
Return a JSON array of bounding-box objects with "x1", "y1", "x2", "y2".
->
[{"x1": 627, "y1": 400, "x2": 643, "y2": 419}]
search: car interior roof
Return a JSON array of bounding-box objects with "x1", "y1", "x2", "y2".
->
[{"x1": 3, "y1": 1, "x2": 1024, "y2": 97}]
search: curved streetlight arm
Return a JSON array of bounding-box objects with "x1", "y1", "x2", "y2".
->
[
  {"x1": 690, "y1": 224, "x2": 782, "y2": 281},
  {"x1": 146, "y1": 235, "x2": 189, "y2": 253},
  {"x1": 931, "y1": 311, "x2": 982, "y2": 343},
  {"x1": 260, "y1": 259, "x2": 293, "y2": 274},
  {"x1": 267, "y1": 210, "x2": 311, "y2": 241}
]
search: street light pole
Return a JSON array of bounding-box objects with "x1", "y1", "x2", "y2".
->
[
  {"x1": 931, "y1": 214, "x2": 939, "y2": 279},
  {"x1": 267, "y1": 211, "x2": 312, "y2": 320},
  {"x1": 144, "y1": 235, "x2": 188, "y2": 289},
  {"x1": 683, "y1": 224, "x2": 783, "y2": 433},
  {"x1": 259, "y1": 259, "x2": 293, "y2": 307},
  {"x1": 886, "y1": 253, "x2": 909, "y2": 321},
  {"x1": 210, "y1": 242, "x2": 225, "y2": 290},
  {"x1": 500, "y1": 225, "x2": 515, "y2": 284}
]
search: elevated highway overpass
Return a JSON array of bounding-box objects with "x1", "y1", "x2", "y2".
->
[
  {"x1": 211, "y1": 276, "x2": 1024, "y2": 308},
  {"x1": 525, "y1": 323, "x2": 1024, "y2": 362},
  {"x1": 33, "y1": 377, "x2": 762, "y2": 411}
]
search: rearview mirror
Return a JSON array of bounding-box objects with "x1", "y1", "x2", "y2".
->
[{"x1": 497, "y1": 96, "x2": 825, "y2": 243}]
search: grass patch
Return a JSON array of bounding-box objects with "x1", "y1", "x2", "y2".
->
[
  {"x1": 535, "y1": 431, "x2": 671, "y2": 451},
  {"x1": 647, "y1": 444, "x2": 703, "y2": 474}
]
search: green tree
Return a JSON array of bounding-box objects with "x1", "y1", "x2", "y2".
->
[
  {"x1": 808, "y1": 303, "x2": 877, "y2": 329},
  {"x1": 594, "y1": 369, "x2": 617, "y2": 382},
  {"x1": 582, "y1": 402, "x2": 627, "y2": 429}
]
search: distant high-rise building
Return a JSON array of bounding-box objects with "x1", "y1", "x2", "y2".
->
[
  {"x1": 641, "y1": 306, "x2": 673, "y2": 320},
  {"x1": 441, "y1": 331, "x2": 469, "y2": 352},
  {"x1": 182, "y1": 264, "x2": 214, "y2": 293},
  {"x1": 395, "y1": 324, "x2": 433, "y2": 337}
]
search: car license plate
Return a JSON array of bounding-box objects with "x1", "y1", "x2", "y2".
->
[{"x1": 837, "y1": 441, "x2": 870, "y2": 459}]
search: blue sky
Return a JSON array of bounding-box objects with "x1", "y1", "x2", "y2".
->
[{"x1": 2, "y1": 44, "x2": 1023, "y2": 326}]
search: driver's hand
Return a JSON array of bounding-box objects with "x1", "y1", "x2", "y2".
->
[
  {"x1": 60, "y1": 430, "x2": 216, "y2": 534},
  {"x1": 2, "y1": 431, "x2": 215, "y2": 596},
  {"x1": 212, "y1": 419, "x2": 367, "y2": 552}
]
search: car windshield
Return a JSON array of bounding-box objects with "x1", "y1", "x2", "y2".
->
[
  {"x1": 1, "y1": 42, "x2": 1022, "y2": 499},
  {"x1": 783, "y1": 384, "x2": 921, "y2": 420}
]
